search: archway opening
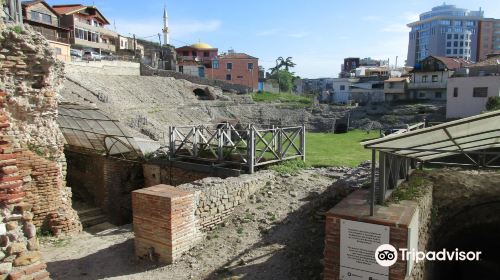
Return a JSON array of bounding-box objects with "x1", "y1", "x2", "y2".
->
[{"x1": 194, "y1": 88, "x2": 209, "y2": 100}]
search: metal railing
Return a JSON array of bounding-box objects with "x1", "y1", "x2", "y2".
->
[{"x1": 168, "y1": 123, "x2": 306, "y2": 173}]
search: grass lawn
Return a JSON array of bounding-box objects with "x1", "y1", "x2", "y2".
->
[
  {"x1": 251, "y1": 92, "x2": 313, "y2": 107},
  {"x1": 306, "y1": 130, "x2": 378, "y2": 167}
]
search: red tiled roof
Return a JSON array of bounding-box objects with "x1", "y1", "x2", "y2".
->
[
  {"x1": 219, "y1": 53, "x2": 257, "y2": 59},
  {"x1": 52, "y1": 4, "x2": 85, "y2": 15},
  {"x1": 431, "y1": 56, "x2": 473, "y2": 70}
]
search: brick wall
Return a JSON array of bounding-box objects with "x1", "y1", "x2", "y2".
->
[
  {"x1": 0, "y1": 26, "x2": 81, "y2": 236},
  {"x1": 16, "y1": 150, "x2": 81, "y2": 235},
  {"x1": 324, "y1": 187, "x2": 433, "y2": 280},
  {"x1": 0, "y1": 90, "x2": 50, "y2": 279},
  {"x1": 132, "y1": 171, "x2": 276, "y2": 264},
  {"x1": 66, "y1": 150, "x2": 144, "y2": 225},
  {"x1": 132, "y1": 185, "x2": 196, "y2": 264}
]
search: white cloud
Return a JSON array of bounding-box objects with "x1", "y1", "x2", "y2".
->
[
  {"x1": 380, "y1": 24, "x2": 409, "y2": 33},
  {"x1": 114, "y1": 18, "x2": 222, "y2": 40},
  {"x1": 402, "y1": 12, "x2": 419, "y2": 22},
  {"x1": 256, "y1": 28, "x2": 282, "y2": 36},
  {"x1": 288, "y1": 32, "x2": 308, "y2": 38}
]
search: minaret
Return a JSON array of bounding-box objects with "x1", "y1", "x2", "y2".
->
[{"x1": 162, "y1": 3, "x2": 170, "y2": 45}]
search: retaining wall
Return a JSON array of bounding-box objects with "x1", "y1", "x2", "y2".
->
[
  {"x1": 140, "y1": 64, "x2": 252, "y2": 94},
  {"x1": 132, "y1": 170, "x2": 275, "y2": 264},
  {"x1": 65, "y1": 60, "x2": 140, "y2": 76}
]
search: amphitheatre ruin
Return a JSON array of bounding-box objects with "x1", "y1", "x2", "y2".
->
[{"x1": 1, "y1": 12, "x2": 500, "y2": 280}]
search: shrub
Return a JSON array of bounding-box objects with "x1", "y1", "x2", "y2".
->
[{"x1": 486, "y1": 96, "x2": 500, "y2": 111}]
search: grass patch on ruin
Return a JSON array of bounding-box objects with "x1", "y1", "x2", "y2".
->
[
  {"x1": 269, "y1": 159, "x2": 308, "y2": 175},
  {"x1": 251, "y1": 91, "x2": 313, "y2": 107},
  {"x1": 385, "y1": 172, "x2": 430, "y2": 204},
  {"x1": 306, "y1": 130, "x2": 378, "y2": 167}
]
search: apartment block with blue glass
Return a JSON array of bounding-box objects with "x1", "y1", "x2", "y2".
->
[{"x1": 406, "y1": 4, "x2": 484, "y2": 66}]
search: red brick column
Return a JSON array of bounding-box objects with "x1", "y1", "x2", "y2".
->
[
  {"x1": 324, "y1": 190, "x2": 416, "y2": 280},
  {"x1": 0, "y1": 90, "x2": 50, "y2": 279},
  {"x1": 132, "y1": 184, "x2": 196, "y2": 264}
]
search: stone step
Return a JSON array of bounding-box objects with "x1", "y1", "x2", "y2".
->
[
  {"x1": 77, "y1": 207, "x2": 103, "y2": 219},
  {"x1": 80, "y1": 215, "x2": 108, "y2": 228}
]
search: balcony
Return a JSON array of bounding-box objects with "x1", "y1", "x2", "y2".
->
[
  {"x1": 74, "y1": 38, "x2": 116, "y2": 52},
  {"x1": 74, "y1": 20, "x2": 118, "y2": 37},
  {"x1": 408, "y1": 81, "x2": 447, "y2": 89}
]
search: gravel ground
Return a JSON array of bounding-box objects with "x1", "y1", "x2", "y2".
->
[{"x1": 41, "y1": 166, "x2": 371, "y2": 280}]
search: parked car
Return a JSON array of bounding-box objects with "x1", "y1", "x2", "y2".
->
[
  {"x1": 70, "y1": 49, "x2": 82, "y2": 58},
  {"x1": 83, "y1": 51, "x2": 102, "y2": 61},
  {"x1": 101, "y1": 53, "x2": 115, "y2": 61}
]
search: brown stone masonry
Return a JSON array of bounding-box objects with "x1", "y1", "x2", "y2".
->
[
  {"x1": 0, "y1": 26, "x2": 81, "y2": 236},
  {"x1": 0, "y1": 90, "x2": 50, "y2": 279}
]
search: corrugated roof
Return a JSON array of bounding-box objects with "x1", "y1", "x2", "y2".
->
[
  {"x1": 467, "y1": 55, "x2": 500, "y2": 67},
  {"x1": 362, "y1": 110, "x2": 500, "y2": 162},
  {"x1": 431, "y1": 56, "x2": 473, "y2": 70}
]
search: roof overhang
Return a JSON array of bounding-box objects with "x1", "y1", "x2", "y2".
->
[{"x1": 362, "y1": 110, "x2": 500, "y2": 162}]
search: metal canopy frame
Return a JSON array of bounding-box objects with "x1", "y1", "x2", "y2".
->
[
  {"x1": 58, "y1": 103, "x2": 142, "y2": 159},
  {"x1": 361, "y1": 110, "x2": 500, "y2": 215}
]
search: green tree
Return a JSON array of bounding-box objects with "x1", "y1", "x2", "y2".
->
[{"x1": 269, "y1": 70, "x2": 295, "y2": 92}]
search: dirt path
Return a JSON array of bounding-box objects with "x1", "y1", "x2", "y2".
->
[{"x1": 41, "y1": 166, "x2": 369, "y2": 280}]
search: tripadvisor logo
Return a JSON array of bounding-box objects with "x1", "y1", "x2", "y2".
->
[{"x1": 375, "y1": 244, "x2": 482, "y2": 267}]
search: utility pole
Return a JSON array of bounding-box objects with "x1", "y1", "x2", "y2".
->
[
  {"x1": 276, "y1": 59, "x2": 281, "y2": 93},
  {"x1": 133, "y1": 33, "x2": 137, "y2": 56},
  {"x1": 158, "y1": 33, "x2": 163, "y2": 69}
]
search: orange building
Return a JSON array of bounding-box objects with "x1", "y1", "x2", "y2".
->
[{"x1": 176, "y1": 42, "x2": 259, "y2": 91}]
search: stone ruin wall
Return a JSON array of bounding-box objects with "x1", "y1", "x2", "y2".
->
[
  {"x1": 0, "y1": 87, "x2": 50, "y2": 279},
  {"x1": 0, "y1": 24, "x2": 80, "y2": 235}
]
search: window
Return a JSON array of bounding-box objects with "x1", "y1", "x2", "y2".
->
[
  {"x1": 453, "y1": 87, "x2": 458, "y2": 97},
  {"x1": 226, "y1": 63, "x2": 233, "y2": 70},
  {"x1": 454, "y1": 41, "x2": 458, "y2": 47},
  {"x1": 226, "y1": 74, "x2": 232, "y2": 80},
  {"x1": 460, "y1": 41, "x2": 464, "y2": 47},
  {"x1": 203, "y1": 51, "x2": 209, "y2": 57},
  {"x1": 340, "y1": 85, "x2": 345, "y2": 91},
  {"x1": 432, "y1": 75, "x2": 438, "y2": 82},
  {"x1": 454, "y1": 34, "x2": 459, "y2": 39},
  {"x1": 453, "y1": 49, "x2": 458, "y2": 54},
  {"x1": 41, "y1": 14, "x2": 51, "y2": 24},
  {"x1": 422, "y1": 75, "x2": 428, "y2": 83},
  {"x1": 237, "y1": 75, "x2": 243, "y2": 79},
  {"x1": 419, "y1": 92, "x2": 426, "y2": 98},
  {"x1": 473, "y1": 87, "x2": 488, "y2": 97},
  {"x1": 447, "y1": 41, "x2": 452, "y2": 47},
  {"x1": 179, "y1": 66, "x2": 183, "y2": 73},
  {"x1": 435, "y1": 92, "x2": 442, "y2": 99},
  {"x1": 182, "y1": 51, "x2": 189, "y2": 56},
  {"x1": 212, "y1": 59, "x2": 219, "y2": 69},
  {"x1": 446, "y1": 49, "x2": 451, "y2": 54},
  {"x1": 54, "y1": 47, "x2": 61, "y2": 55},
  {"x1": 247, "y1": 63, "x2": 254, "y2": 70},
  {"x1": 30, "y1": 11, "x2": 38, "y2": 21},
  {"x1": 192, "y1": 51, "x2": 197, "y2": 56},
  {"x1": 447, "y1": 34, "x2": 452, "y2": 39}
]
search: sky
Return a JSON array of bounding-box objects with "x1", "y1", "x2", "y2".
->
[{"x1": 47, "y1": 0, "x2": 500, "y2": 78}]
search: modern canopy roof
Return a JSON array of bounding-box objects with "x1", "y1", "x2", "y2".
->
[
  {"x1": 361, "y1": 110, "x2": 500, "y2": 162},
  {"x1": 57, "y1": 103, "x2": 143, "y2": 158}
]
